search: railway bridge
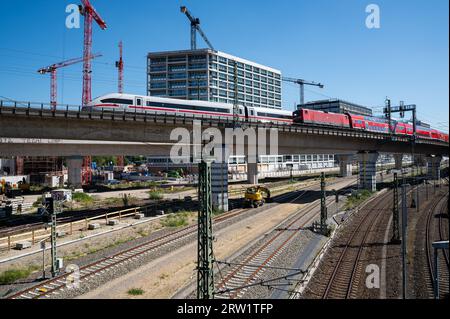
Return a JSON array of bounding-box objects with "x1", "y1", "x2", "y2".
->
[{"x1": 0, "y1": 100, "x2": 448, "y2": 191}]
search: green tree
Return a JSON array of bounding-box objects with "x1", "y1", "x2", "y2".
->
[{"x1": 92, "y1": 156, "x2": 117, "y2": 167}]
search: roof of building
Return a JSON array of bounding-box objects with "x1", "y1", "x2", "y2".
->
[
  {"x1": 299, "y1": 99, "x2": 373, "y2": 115},
  {"x1": 148, "y1": 49, "x2": 281, "y2": 74}
]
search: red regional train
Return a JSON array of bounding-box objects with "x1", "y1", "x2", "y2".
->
[{"x1": 293, "y1": 108, "x2": 449, "y2": 143}]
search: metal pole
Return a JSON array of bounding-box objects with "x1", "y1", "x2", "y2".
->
[
  {"x1": 290, "y1": 166, "x2": 293, "y2": 183},
  {"x1": 197, "y1": 160, "x2": 214, "y2": 299},
  {"x1": 434, "y1": 247, "x2": 439, "y2": 299},
  {"x1": 386, "y1": 98, "x2": 392, "y2": 135},
  {"x1": 191, "y1": 25, "x2": 196, "y2": 50},
  {"x1": 416, "y1": 179, "x2": 419, "y2": 211},
  {"x1": 334, "y1": 190, "x2": 338, "y2": 217},
  {"x1": 41, "y1": 241, "x2": 46, "y2": 279},
  {"x1": 401, "y1": 184, "x2": 408, "y2": 299},
  {"x1": 300, "y1": 83, "x2": 305, "y2": 105},
  {"x1": 392, "y1": 173, "x2": 400, "y2": 242},
  {"x1": 51, "y1": 210, "x2": 57, "y2": 277},
  {"x1": 320, "y1": 172, "x2": 327, "y2": 230},
  {"x1": 233, "y1": 61, "x2": 239, "y2": 127}
]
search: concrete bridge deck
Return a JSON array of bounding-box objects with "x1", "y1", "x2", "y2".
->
[{"x1": 0, "y1": 101, "x2": 447, "y2": 157}]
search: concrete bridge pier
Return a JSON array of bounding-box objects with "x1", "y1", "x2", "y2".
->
[
  {"x1": 394, "y1": 154, "x2": 403, "y2": 170},
  {"x1": 337, "y1": 154, "x2": 353, "y2": 177},
  {"x1": 67, "y1": 156, "x2": 83, "y2": 189},
  {"x1": 426, "y1": 155, "x2": 442, "y2": 180},
  {"x1": 247, "y1": 162, "x2": 259, "y2": 185},
  {"x1": 357, "y1": 151, "x2": 379, "y2": 191},
  {"x1": 414, "y1": 154, "x2": 426, "y2": 167}
]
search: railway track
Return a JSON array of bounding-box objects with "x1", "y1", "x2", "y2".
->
[
  {"x1": 304, "y1": 177, "x2": 430, "y2": 299},
  {"x1": 320, "y1": 191, "x2": 390, "y2": 299},
  {"x1": 6, "y1": 180, "x2": 326, "y2": 299},
  {"x1": 424, "y1": 193, "x2": 449, "y2": 299},
  {"x1": 6, "y1": 206, "x2": 248, "y2": 299},
  {"x1": 7, "y1": 176, "x2": 356, "y2": 299},
  {"x1": 214, "y1": 179, "x2": 356, "y2": 299},
  {"x1": 0, "y1": 178, "x2": 319, "y2": 239},
  {"x1": 0, "y1": 199, "x2": 193, "y2": 235}
]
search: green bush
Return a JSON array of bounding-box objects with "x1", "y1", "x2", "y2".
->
[
  {"x1": 72, "y1": 192, "x2": 93, "y2": 204},
  {"x1": 212, "y1": 208, "x2": 225, "y2": 216},
  {"x1": 0, "y1": 266, "x2": 38, "y2": 285},
  {"x1": 127, "y1": 288, "x2": 144, "y2": 296},
  {"x1": 345, "y1": 190, "x2": 373, "y2": 210},
  {"x1": 160, "y1": 213, "x2": 189, "y2": 228},
  {"x1": 32, "y1": 196, "x2": 43, "y2": 208},
  {"x1": 149, "y1": 191, "x2": 163, "y2": 200}
]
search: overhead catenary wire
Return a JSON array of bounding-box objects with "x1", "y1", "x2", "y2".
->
[
  {"x1": 215, "y1": 260, "x2": 304, "y2": 272},
  {"x1": 214, "y1": 270, "x2": 305, "y2": 296}
]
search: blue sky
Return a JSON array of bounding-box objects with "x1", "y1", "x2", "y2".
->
[{"x1": 0, "y1": 0, "x2": 448, "y2": 132}]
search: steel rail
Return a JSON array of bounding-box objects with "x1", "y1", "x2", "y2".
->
[
  {"x1": 425, "y1": 192, "x2": 449, "y2": 297},
  {"x1": 7, "y1": 179, "x2": 329, "y2": 299},
  {"x1": 215, "y1": 178, "x2": 356, "y2": 299},
  {"x1": 321, "y1": 191, "x2": 389, "y2": 299}
]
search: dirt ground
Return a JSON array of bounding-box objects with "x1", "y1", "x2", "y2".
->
[{"x1": 78, "y1": 202, "x2": 306, "y2": 299}]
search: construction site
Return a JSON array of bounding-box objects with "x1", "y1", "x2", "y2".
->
[{"x1": 0, "y1": 0, "x2": 448, "y2": 309}]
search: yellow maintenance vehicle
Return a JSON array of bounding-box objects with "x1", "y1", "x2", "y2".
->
[{"x1": 244, "y1": 186, "x2": 271, "y2": 208}]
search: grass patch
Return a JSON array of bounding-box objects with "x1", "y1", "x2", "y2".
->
[
  {"x1": 72, "y1": 192, "x2": 94, "y2": 204},
  {"x1": 212, "y1": 208, "x2": 225, "y2": 216},
  {"x1": 64, "y1": 251, "x2": 87, "y2": 262},
  {"x1": 0, "y1": 265, "x2": 39, "y2": 284},
  {"x1": 160, "y1": 211, "x2": 191, "y2": 228},
  {"x1": 108, "y1": 181, "x2": 163, "y2": 190},
  {"x1": 29, "y1": 185, "x2": 45, "y2": 192},
  {"x1": 149, "y1": 191, "x2": 163, "y2": 200},
  {"x1": 344, "y1": 190, "x2": 374, "y2": 210},
  {"x1": 137, "y1": 229, "x2": 149, "y2": 237},
  {"x1": 87, "y1": 237, "x2": 135, "y2": 255},
  {"x1": 32, "y1": 196, "x2": 43, "y2": 208},
  {"x1": 103, "y1": 197, "x2": 123, "y2": 206},
  {"x1": 127, "y1": 288, "x2": 145, "y2": 296}
]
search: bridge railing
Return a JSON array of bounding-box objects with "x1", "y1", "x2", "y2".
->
[{"x1": 0, "y1": 99, "x2": 83, "y2": 113}]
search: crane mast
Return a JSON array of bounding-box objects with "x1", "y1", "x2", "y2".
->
[
  {"x1": 282, "y1": 77, "x2": 324, "y2": 106},
  {"x1": 180, "y1": 6, "x2": 214, "y2": 50},
  {"x1": 116, "y1": 41, "x2": 124, "y2": 94},
  {"x1": 79, "y1": 0, "x2": 107, "y2": 106}
]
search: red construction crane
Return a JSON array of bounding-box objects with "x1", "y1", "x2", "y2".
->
[
  {"x1": 116, "y1": 156, "x2": 125, "y2": 168},
  {"x1": 79, "y1": 0, "x2": 107, "y2": 106},
  {"x1": 82, "y1": 156, "x2": 92, "y2": 185},
  {"x1": 116, "y1": 41, "x2": 124, "y2": 94},
  {"x1": 38, "y1": 54, "x2": 101, "y2": 109}
]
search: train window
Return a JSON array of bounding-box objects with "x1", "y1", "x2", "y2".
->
[
  {"x1": 145, "y1": 101, "x2": 230, "y2": 114},
  {"x1": 100, "y1": 98, "x2": 133, "y2": 105},
  {"x1": 136, "y1": 98, "x2": 142, "y2": 106},
  {"x1": 257, "y1": 112, "x2": 292, "y2": 119}
]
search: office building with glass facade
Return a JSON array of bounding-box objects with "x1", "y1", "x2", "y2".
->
[
  {"x1": 147, "y1": 49, "x2": 282, "y2": 109},
  {"x1": 299, "y1": 99, "x2": 373, "y2": 116}
]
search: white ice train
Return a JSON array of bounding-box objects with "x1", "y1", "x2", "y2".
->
[{"x1": 86, "y1": 93, "x2": 293, "y2": 124}]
